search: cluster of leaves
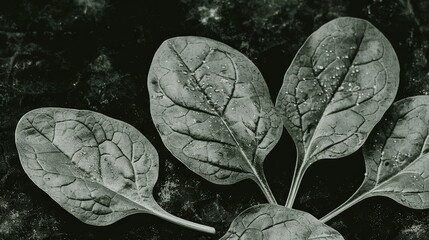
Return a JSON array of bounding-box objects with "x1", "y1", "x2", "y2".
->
[{"x1": 14, "y1": 17, "x2": 429, "y2": 239}]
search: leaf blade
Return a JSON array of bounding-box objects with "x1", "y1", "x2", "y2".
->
[
  {"x1": 220, "y1": 204, "x2": 344, "y2": 240},
  {"x1": 148, "y1": 36, "x2": 282, "y2": 203},
  {"x1": 363, "y1": 96, "x2": 429, "y2": 208},
  {"x1": 16, "y1": 108, "x2": 215, "y2": 233},
  {"x1": 321, "y1": 96, "x2": 429, "y2": 222},
  {"x1": 276, "y1": 17, "x2": 399, "y2": 207}
]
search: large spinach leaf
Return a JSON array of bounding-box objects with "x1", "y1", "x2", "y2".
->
[
  {"x1": 148, "y1": 37, "x2": 282, "y2": 204},
  {"x1": 276, "y1": 17, "x2": 400, "y2": 207},
  {"x1": 15, "y1": 108, "x2": 215, "y2": 233},
  {"x1": 220, "y1": 204, "x2": 344, "y2": 240},
  {"x1": 321, "y1": 96, "x2": 429, "y2": 222}
]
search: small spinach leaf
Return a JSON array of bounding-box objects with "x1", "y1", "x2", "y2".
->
[
  {"x1": 276, "y1": 17, "x2": 399, "y2": 207},
  {"x1": 321, "y1": 96, "x2": 429, "y2": 222},
  {"x1": 148, "y1": 37, "x2": 282, "y2": 204},
  {"x1": 15, "y1": 108, "x2": 215, "y2": 234},
  {"x1": 220, "y1": 204, "x2": 344, "y2": 240}
]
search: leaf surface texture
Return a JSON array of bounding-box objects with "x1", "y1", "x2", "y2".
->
[
  {"x1": 148, "y1": 36, "x2": 282, "y2": 202},
  {"x1": 221, "y1": 204, "x2": 344, "y2": 240},
  {"x1": 15, "y1": 108, "x2": 215, "y2": 233},
  {"x1": 276, "y1": 17, "x2": 400, "y2": 207},
  {"x1": 321, "y1": 96, "x2": 429, "y2": 222}
]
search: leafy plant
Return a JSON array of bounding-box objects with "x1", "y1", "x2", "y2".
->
[
  {"x1": 14, "y1": 16, "x2": 428, "y2": 240},
  {"x1": 148, "y1": 36, "x2": 282, "y2": 204},
  {"x1": 275, "y1": 17, "x2": 400, "y2": 208},
  {"x1": 15, "y1": 108, "x2": 215, "y2": 234}
]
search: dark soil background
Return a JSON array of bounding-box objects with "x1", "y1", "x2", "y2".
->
[{"x1": 1, "y1": 0, "x2": 429, "y2": 239}]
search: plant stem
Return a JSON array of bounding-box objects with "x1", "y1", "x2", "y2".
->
[
  {"x1": 285, "y1": 160, "x2": 307, "y2": 208},
  {"x1": 254, "y1": 171, "x2": 278, "y2": 205},
  {"x1": 150, "y1": 202, "x2": 216, "y2": 234},
  {"x1": 320, "y1": 192, "x2": 368, "y2": 223}
]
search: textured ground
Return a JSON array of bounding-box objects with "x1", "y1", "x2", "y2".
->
[{"x1": 1, "y1": 0, "x2": 429, "y2": 239}]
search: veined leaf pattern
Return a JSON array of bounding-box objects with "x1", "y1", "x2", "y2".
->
[
  {"x1": 321, "y1": 96, "x2": 429, "y2": 222},
  {"x1": 220, "y1": 204, "x2": 344, "y2": 240},
  {"x1": 276, "y1": 17, "x2": 399, "y2": 207},
  {"x1": 15, "y1": 108, "x2": 215, "y2": 233},
  {"x1": 148, "y1": 36, "x2": 282, "y2": 204}
]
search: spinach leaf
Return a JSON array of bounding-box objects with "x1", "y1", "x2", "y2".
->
[
  {"x1": 15, "y1": 108, "x2": 215, "y2": 234},
  {"x1": 321, "y1": 96, "x2": 429, "y2": 222},
  {"x1": 220, "y1": 204, "x2": 344, "y2": 240},
  {"x1": 276, "y1": 17, "x2": 399, "y2": 207},
  {"x1": 148, "y1": 37, "x2": 282, "y2": 204}
]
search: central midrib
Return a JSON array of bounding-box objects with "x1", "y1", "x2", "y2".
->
[
  {"x1": 168, "y1": 44, "x2": 261, "y2": 179},
  {"x1": 374, "y1": 105, "x2": 426, "y2": 185},
  {"x1": 303, "y1": 23, "x2": 368, "y2": 163},
  {"x1": 26, "y1": 118, "x2": 152, "y2": 215}
]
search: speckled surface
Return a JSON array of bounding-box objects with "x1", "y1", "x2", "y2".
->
[{"x1": 0, "y1": 0, "x2": 429, "y2": 239}]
